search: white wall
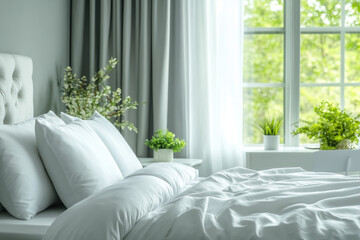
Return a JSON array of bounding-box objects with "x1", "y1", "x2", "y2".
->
[{"x1": 0, "y1": 0, "x2": 70, "y2": 115}]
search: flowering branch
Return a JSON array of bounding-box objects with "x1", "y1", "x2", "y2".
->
[{"x1": 61, "y1": 58, "x2": 138, "y2": 132}]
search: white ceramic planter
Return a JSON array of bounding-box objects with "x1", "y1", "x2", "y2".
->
[
  {"x1": 154, "y1": 149, "x2": 174, "y2": 162},
  {"x1": 263, "y1": 135, "x2": 280, "y2": 150}
]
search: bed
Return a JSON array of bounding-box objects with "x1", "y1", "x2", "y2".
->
[
  {"x1": 2, "y1": 53, "x2": 360, "y2": 240},
  {"x1": 0, "y1": 206, "x2": 63, "y2": 240},
  {"x1": 0, "y1": 53, "x2": 66, "y2": 240},
  {"x1": 0, "y1": 53, "x2": 33, "y2": 124}
]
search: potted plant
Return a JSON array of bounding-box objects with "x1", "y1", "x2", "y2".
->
[
  {"x1": 292, "y1": 101, "x2": 360, "y2": 150},
  {"x1": 145, "y1": 129, "x2": 186, "y2": 162},
  {"x1": 256, "y1": 116, "x2": 282, "y2": 150},
  {"x1": 62, "y1": 58, "x2": 138, "y2": 132}
]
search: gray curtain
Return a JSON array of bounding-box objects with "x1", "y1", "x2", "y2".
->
[{"x1": 70, "y1": 0, "x2": 187, "y2": 157}]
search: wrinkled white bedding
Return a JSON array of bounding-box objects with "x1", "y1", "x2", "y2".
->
[{"x1": 44, "y1": 165, "x2": 360, "y2": 240}]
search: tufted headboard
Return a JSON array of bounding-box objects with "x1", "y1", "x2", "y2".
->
[{"x1": 0, "y1": 53, "x2": 33, "y2": 124}]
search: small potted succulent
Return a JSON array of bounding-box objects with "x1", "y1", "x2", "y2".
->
[
  {"x1": 256, "y1": 116, "x2": 282, "y2": 150},
  {"x1": 292, "y1": 101, "x2": 360, "y2": 150},
  {"x1": 145, "y1": 129, "x2": 186, "y2": 162}
]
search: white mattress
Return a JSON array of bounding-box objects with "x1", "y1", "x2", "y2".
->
[{"x1": 0, "y1": 205, "x2": 64, "y2": 240}]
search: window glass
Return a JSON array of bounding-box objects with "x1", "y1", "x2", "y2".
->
[
  {"x1": 244, "y1": 0, "x2": 283, "y2": 27},
  {"x1": 300, "y1": 34, "x2": 340, "y2": 83},
  {"x1": 345, "y1": 34, "x2": 360, "y2": 82},
  {"x1": 243, "y1": 0, "x2": 360, "y2": 146},
  {"x1": 244, "y1": 34, "x2": 284, "y2": 83},
  {"x1": 345, "y1": 87, "x2": 360, "y2": 114},
  {"x1": 345, "y1": 0, "x2": 360, "y2": 26},
  {"x1": 243, "y1": 87, "x2": 284, "y2": 144},
  {"x1": 301, "y1": 0, "x2": 341, "y2": 27}
]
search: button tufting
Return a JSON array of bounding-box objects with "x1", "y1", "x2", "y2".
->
[
  {"x1": 18, "y1": 89, "x2": 23, "y2": 99},
  {"x1": 0, "y1": 53, "x2": 34, "y2": 124},
  {"x1": 11, "y1": 86, "x2": 18, "y2": 96},
  {"x1": 0, "y1": 89, "x2": 6, "y2": 102},
  {"x1": 11, "y1": 77, "x2": 20, "y2": 96}
]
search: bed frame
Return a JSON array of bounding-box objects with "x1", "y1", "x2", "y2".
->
[
  {"x1": 0, "y1": 206, "x2": 64, "y2": 240},
  {"x1": 0, "y1": 53, "x2": 64, "y2": 240},
  {"x1": 0, "y1": 53, "x2": 34, "y2": 124}
]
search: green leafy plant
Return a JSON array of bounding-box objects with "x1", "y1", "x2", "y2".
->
[
  {"x1": 255, "y1": 116, "x2": 282, "y2": 135},
  {"x1": 62, "y1": 58, "x2": 138, "y2": 132},
  {"x1": 145, "y1": 129, "x2": 186, "y2": 152},
  {"x1": 292, "y1": 101, "x2": 360, "y2": 150}
]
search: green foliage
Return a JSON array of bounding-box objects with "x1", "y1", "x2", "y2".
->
[
  {"x1": 347, "y1": 0, "x2": 360, "y2": 26},
  {"x1": 62, "y1": 58, "x2": 138, "y2": 132},
  {"x1": 301, "y1": 0, "x2": 341, "y2": 27},
  {"x1": 244, "y1": 0, "x2": 283, "y2": 27},
  {"x1": 301, "y1": 34, "x2": 340, "y2": 84},
  {"x1": 292, "y1": 101, "x2": 360, "y2": 150},
  {"x1": 145, "y1": 129, "x2": 186, "y2": 152},
  {"x1": 243, "y1": 0, "x2": 360, "y2": 145},
  {"x1": 256, "y1": 116, "x2": 282, "y2": 135}
]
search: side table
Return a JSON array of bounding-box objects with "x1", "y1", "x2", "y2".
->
[{"x1": 138, "y1": 158, "x2": 203, "y2": 168}]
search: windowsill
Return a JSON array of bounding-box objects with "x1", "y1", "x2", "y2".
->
[
  {"x1": 243, "y1": 146, "x2": 317, "y2": 153},
  {"x1": 243, "y1": 145, "x2": 360, "y2": 153},
  {"x1": 245, "y1": 147, "x2": 360, "y2": 174}
]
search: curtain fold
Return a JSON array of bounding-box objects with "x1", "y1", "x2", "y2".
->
[
  {"x1": 181, "y1": 0, "x2": 244, "y2": 174},
  {"x1": 152, "y1": 0, "x2": 171, "y2": 131},
  {"x1": 70, "y1": 0, "x2": 244, "y2": 176}
]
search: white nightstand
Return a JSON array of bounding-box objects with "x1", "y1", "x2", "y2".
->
[{"x1": 138, "y1": 158, "x2": 203, "y2": 168}]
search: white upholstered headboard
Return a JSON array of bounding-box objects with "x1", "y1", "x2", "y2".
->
[{"x1": 0, "y1": 53, "x2": 33, "y2": 124}]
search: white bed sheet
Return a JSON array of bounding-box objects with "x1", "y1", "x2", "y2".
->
[
  {"x1": 0, "y1": 205, "x2": 64, "y2": 240},
  {"x1": 44, "y1": 166, "x2": 360, "y2": 240}
]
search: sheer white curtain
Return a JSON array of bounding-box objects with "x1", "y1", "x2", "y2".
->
[{"x1": 184, "y1": 0, "x2": 244, "y2": 176}]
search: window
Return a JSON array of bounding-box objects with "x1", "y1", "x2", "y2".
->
[
  {"x1": 243, "y1": 0, "x2": 284, "y2": 145},
  {"x1": 243, "y1": 0, "x2": 360, "y2": 146}
]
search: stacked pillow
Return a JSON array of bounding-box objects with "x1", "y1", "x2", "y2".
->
[
  {"x1": 60, "y1": 112, "x2": 142, "y2": 177},
  {"x1": 35, "y1": 117, "x2": 124, "y2": 208},
  {"x1": 0, "y1": 110, "x2": 141, "y2": 219},
  {"x1": 0, "y1": 111, "x2": 60, "y2": 220}
]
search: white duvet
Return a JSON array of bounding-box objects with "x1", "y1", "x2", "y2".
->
[{"x1": 44, "y1": 164, "x2": 360, "y2": 240}]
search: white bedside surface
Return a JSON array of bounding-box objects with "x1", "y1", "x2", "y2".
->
[
  {"x1": 244, "y1": 146, "x2": 317, "y2": 153},
  {"x1": 139, "y1": 158, "x2": 203, "y2": 167},
  {"x1": 244, "y1": 147, "x2": 315, "y2": 171},
  {"x1": 0, "y1": 205, "x2": 65, "y2": 240},
  {"x1": 244, "y1": 147, "x2": 360, "y2": 174}
]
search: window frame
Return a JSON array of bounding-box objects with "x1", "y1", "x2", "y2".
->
[{"x1": 244, "y1": 0, "x2": 360, "y2": 147}]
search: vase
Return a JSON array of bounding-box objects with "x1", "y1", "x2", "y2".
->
[
  {"x1": 263, "y1": 135, "x2": 280, "y2": 150},
  {"x1": 154, "y1": 149, "x2": 174, "y2": 162}
]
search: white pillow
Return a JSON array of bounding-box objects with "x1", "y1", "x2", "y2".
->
[
  {"x1": 0, "y1": 111, "x2": 61, "y2": 220},
  {"x1": 35, "y1": 118, "x2": 123, "y2": 208},
  {"x1": 61, "y1": 112, "x2": 142, "y2": 177}
]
